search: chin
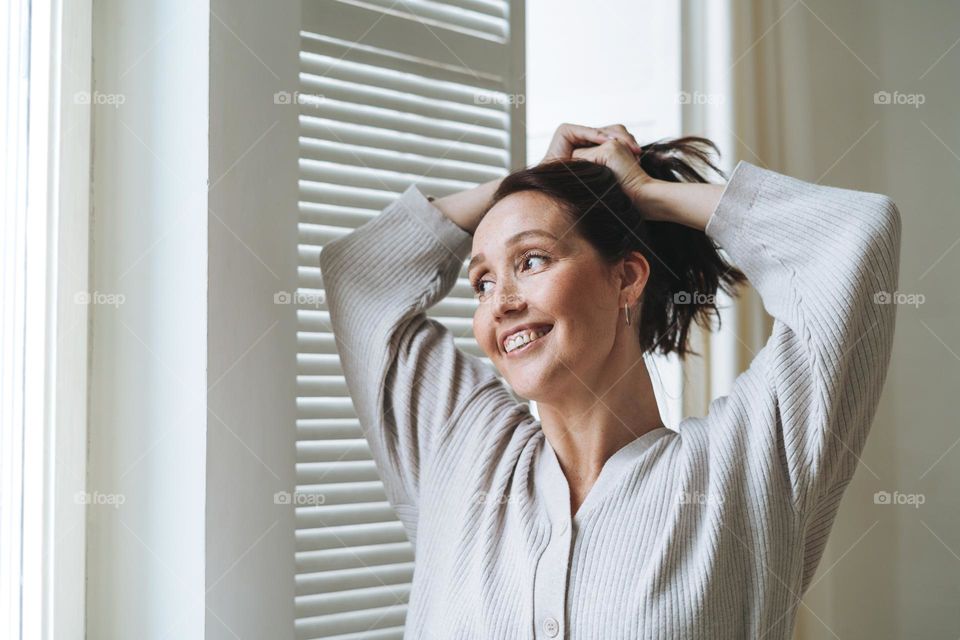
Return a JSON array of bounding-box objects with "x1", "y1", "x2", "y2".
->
[{"x1": 504, "y1": 370, "x2": 551, "y2": 402}]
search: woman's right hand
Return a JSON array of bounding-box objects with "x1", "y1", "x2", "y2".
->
[{"x1": 541, "y1": 123, "x2": 644, "y2": 163}]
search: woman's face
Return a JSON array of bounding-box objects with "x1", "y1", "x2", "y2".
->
[{"x1": 468, "y1": 190, "x2": 624, "y2": 402}]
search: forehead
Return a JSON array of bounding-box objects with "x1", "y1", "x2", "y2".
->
[{"x1": 471, "y1": 190, "x2": 569, "y2": 254}]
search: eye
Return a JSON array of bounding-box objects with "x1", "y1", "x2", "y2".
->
[
  {"x1": 471, "y1": 251, "x2": 550, "y2": 298},
  {"x1": 472, "y1": 279, "x2": 493, "y2": 296},
  {"x1": 521, "y1": 252, "x2": 549, "y2": 271}
]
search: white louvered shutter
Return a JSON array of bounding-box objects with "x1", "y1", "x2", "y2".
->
[{"x1": 296, "y1": 2, "x2": 526, "y2": 638}]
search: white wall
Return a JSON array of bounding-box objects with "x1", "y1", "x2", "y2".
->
[
  {"x1": 205, "y1": 0, "x2": 300, "y2": 637},
  {"x1": 755, "y1": 2, "x2": 960, "y2": 638},
  {"x1": 89, "y1": 1, "x2": 299, "y2": 637},
  {"x1": 89, "y1": 2, "x2": 209, "y2": 636},
  {"x1": 525, "y1": 0, "x2": 682, "y2": 161}
]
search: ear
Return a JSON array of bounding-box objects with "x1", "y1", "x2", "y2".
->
[{"x1": 619, "y1": 250, "x2": 651, "y2": 306}]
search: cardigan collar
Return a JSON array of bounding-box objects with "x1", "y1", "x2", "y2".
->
[{"x1": 535, "y1": 426, "x2": 672, "y2": 530}]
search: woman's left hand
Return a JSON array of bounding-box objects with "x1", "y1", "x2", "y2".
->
[{"x1": 572, "y1": 138, "x2": 658, "y2": 214}]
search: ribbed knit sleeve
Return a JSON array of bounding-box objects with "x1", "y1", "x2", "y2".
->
[
  {"x1": 319, "y1": 185, "x2": 508, "y2": 527},
  {"x1": 702, "y1": 160, "x2": 902, "y2": 518}
]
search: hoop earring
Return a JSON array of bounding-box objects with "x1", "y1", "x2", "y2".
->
[{"x1": 625, "y1": 303, "x2": 631, "y2": 326}]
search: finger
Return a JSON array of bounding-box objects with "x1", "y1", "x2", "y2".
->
[
  {"x1": 610, "y1": 132, "x2": 643, "y2": 154},
  {"x1": 571, "y1": 147, "x2": 593, "y2": 161},
  {"x1": 599, "y1": 124, "x2": 643, "y2": 153},
  {"x1": 572, "y1": 145, "x2": 602, "y2": 162},
  {"x1": 562, "y1": 123, "x2": 612, "y2": 146}
]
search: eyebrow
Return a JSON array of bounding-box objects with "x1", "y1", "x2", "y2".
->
[{"x1": 467, "y1": 229, "x2": 559, "y2": 276}]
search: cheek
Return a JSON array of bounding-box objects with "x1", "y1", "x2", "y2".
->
[
  {"x1": 542, "y1": 268, "x2": 616, "y2": 339},
  {"x1": 472, "y1": 307, "x2": 496, "y2": 355},
  {"x1": 535, "y1": 269, "x2": 595, "y2": 318}
]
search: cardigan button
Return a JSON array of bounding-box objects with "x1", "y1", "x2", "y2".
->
[{"x1": 543, "y1": 616, "x2": 560, "y2": 637}]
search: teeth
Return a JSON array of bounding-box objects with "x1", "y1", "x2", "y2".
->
[{"x1": 505, "y1": 327, "x2": 551, "y2": 353}]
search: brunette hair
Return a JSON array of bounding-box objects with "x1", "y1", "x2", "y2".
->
[{"x1": 489, "y1": 136, "x2": 747, "y2": 360}]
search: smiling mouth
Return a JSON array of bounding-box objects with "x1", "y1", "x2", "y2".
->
[{"x1": 504, "y1": 325, "x2": 554, "y2": 356}]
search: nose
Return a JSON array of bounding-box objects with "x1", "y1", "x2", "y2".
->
[{"x1": 492, "y1": 278, "x2": 526, "y2": 319}]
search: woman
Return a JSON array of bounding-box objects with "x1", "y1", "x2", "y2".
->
[{"x1": 319, "y1": 123, "x2": 901, "y2": 639}]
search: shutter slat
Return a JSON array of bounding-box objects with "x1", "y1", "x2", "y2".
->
[
  {"x1": 297, "y1": 353, "x2": 342, "y2": 376},
  {"x1": 296, "y1": 542, "x2": 414, "y2": 574},
  {"x1": 299, "y1": 200, "x2": 375, "y2": 229},
  {"x1": 299, "y1": 117, "x2": 508, "y2": 168},
  {"x1": 296, "y1": 482, "x2": 390, "y2": 507},
  {"x1": 297, "y1": 181, "x2": 399, "y2": 211},
  {"x1": 300, "y1": 36, "x2": 505, "y2": 96},
  {"x1": 300, "y1": 163, "x2": 477, "y2": 198},
  {"x1": 296, "y1": 333, "x2": 340, "y2": 356},
  {"x1": 442, "y1": 0, "x2": 508, "y2": 20},
  {"x1": 299, "y1": 73, "x2": 507, "y2": 130},
  {"x1": 298, "y1": 99, "x2": 508, "y2": 149},
  {"x1": 336, "y1": 0, "x2": 507, "y2": 40},
  {"x1": 297, "y1": 396, "x2": 357, "y2": 420},
  {"x1": 297, "y1": 375, "x2": 349, "y2": 398},
  {"x1": 296, "y1": 562, "x2": 415, "y2": 596},
  {"x1": 299, "y1": 138, "x2": 503, "y2": 185},
  {"x1": 296, "y1": 419, "x2": 364, "y2": 441},
  {"x1": 297, "y1": 460, "x2": 382, "y2": 485},
  {"x1": 307, "y1": 626, "x2": 406, "y2": 640},
  {"x1": 296, "y1": 521, "x2": 409, "y2": 553},
  {"x1": 295, "y1": 604, "x2": 408, "y2": 638},
  {"x1": 301, "y1": 2, "x2": 508, "y2": 79},
  {"x1": 296, "y1": 583, "x2": 411, "y2": 619},
  {"x1": 296, "y1": 502, "x2": 402, "y2": 529},
  {"x1": 297, "y1": 440, "x2": 371, "y2": 463}
]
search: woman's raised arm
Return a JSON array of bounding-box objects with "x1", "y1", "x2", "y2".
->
[
  {"x1": 319, "y1": 183, "x2": 512, "y2": 537},
  {"x1": 701, "y1": 161, "x2": 900, "y2": 511}
]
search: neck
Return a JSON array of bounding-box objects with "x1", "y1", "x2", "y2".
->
[{"x1": 536, "y1": 338, "x2": 665, "y2": 487}]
